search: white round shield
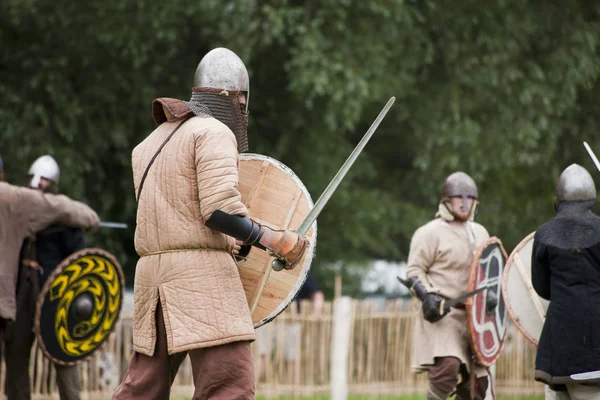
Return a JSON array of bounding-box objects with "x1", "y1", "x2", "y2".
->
[
  {"x1": 502, "y1": 232, "x2": 549, "y2": 345},
  {"x1": 237, "y1": 153, "x2": 317, "y2": 328}
]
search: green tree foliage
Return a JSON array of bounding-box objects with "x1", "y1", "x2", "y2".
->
[{"x1": 2, "y1": 0, "x2": 600, "y2": 296}]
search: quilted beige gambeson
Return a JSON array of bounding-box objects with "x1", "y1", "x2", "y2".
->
[
  {"x1": 406, "y1": 218, "x2": 490, "y2": 377},
  {"x1": 131, "y1": 106, "x2": 255, "y2": 356}
]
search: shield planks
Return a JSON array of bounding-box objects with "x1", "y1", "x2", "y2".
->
[{"x1": 237, "y1": 153, "x2": 317, "y2": 328}]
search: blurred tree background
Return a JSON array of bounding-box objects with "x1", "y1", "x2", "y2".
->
[{"x1": 2, "y1": 0, "x2": 600, "y2": 297}]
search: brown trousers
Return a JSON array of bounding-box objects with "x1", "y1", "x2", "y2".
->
[
  {"x1": 427, "y1": 357, "x2": 489, "y2": 400},
  {"x1": 112, "y1": 302, "x2": 255, "y2": 400},
  {"x1": 4, "y1": 265, "x2": 82, "y2": 400}
]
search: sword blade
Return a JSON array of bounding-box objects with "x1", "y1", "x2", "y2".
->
[
  {"x1": 297, "y1": 96, "x2": 396, "y2": 235},
  {"x1": 99, "y1": 222, "x2": 128, "y2": 229},
  {"x1": 444, "y1": 285, "x2": 489, "y2": 309},
  {"x1": 584, "y1": 142, "x2": 600, "y2": 173},
  {"x1": 570, "y1": 370, "x2": 600, "y2": 381},
  {"x1": 272, "y1": 97, "x2": 396, "y2": 270}
]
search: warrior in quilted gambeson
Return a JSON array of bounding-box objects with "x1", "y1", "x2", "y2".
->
[
  {"x1": 405, "y1": 172, "x2": 492, "y2": 400},
  {"x1": 113, "y1": 48, "x2": 309, "y2": 400}
]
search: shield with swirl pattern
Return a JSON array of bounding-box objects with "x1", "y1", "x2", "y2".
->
[{"x1": 34, "y1": 248, "x2": 125, "y2": 365}]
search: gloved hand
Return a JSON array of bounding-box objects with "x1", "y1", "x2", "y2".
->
[
  {"x1": 232, "y1": 240, "x2": 252, "y2": 262},
  {"x1": 259, "y1": 227, "x2": 309, "y2": 269},
  {"x1": 422, "y1": 293, "x2": 446, "y2": 323}
]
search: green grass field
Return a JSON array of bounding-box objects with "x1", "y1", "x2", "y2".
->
[
  {"x1": 172, "y1": 393, "x2": 546, "y2": 400},
  {"x1": 171, "y1": 396, "x2": 545, "y2": 400},
  {"x1": 251, "y1": 395, "x2": 544, "y2": 400},
  {"x1": 174, "y1": 396, "x2": 544, "y2": 400},
  {"x1": 252, "y1": 397, "x2": 544, "y2": 400}
]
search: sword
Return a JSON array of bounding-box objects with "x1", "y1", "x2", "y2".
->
[
  {"x1": 442, "y1": 285, "x2": 489, "y2": 311},
  {"x1": 583, "y1": 141, "x2": 600, "y2": 173},
  {"x1": 396, "y1": 276, "x2": 488, "y2": 313},
  {"x1": 571, "y1": 370, "x2": 600, "y2": 381},
  {"x1": 38, "y1": 221, "x2": 128, "y2": 235},
  {"x1": 271, "y1": 97, "x2": 396, "y2": 271},
  {"x1": 99, "y1": 222, "x2": 128, "y2": 229}
]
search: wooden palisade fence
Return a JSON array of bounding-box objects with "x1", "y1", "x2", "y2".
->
[{"x1": 0, "y1": 299, "x2": 544, "y2": 399}]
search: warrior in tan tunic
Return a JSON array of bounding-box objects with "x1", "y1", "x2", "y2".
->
[
  {"x1": 405, "y1": 172, "x2": 491, "y2": 400},
  {"x1": 113, "y1": 48, "x2": 309, "y2": 400},
  {"x1": 5, "y1": 155, "x2": 86, "y2": 400},
  {"x1": 0, "y1": 154, "x2": 100, "y2": 361}
]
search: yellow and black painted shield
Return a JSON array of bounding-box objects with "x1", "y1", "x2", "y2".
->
[{"x1": 34, "y1": 248, "x2": 125, "y2": 365}]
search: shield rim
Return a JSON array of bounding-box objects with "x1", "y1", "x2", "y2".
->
[
  {"x1": 239, "y1": 153, "x2": 317, "y2": 329},
  {"x1": 466, "y1": 236, "x2": 509, "y2": 366},
  {"x1": 34, "y1": 247, "x2": 125, "y2": 366},
  {"x1": 502, "y1": 231, "x2": 540, "y2": 346}
]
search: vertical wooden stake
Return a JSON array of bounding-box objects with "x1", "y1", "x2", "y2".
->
[
  {"x1": 330, "y1": 296, "x2": 352, "y2": 400},
  {"x1": 334, "y1": 274, "x2": 342, "y2": 298}
]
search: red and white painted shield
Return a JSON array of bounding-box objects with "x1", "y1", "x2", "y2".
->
[{"x1": 466, "y1": 237, "x2": 508, "y2": 366}]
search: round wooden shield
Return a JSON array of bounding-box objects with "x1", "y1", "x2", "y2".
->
[
  {"x1": 502, "y1": 232, "x2": 549, "y2": 345},
  {"x1": 238, "y1": 154, "x2": 317, "y2": 328},
  {"x1": 466, "y1": 237, "x2": 509, "y2": 366},
  {"x1": 35, "y1": 248, "x2": 125, "y2": 365}
]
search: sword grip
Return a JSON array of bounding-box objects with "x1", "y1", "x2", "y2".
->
[
  {"x1": 260, "y1": 227, "x2": 308, "y2": 270},
  {"x1": 398, "y1": 276, "x2": 428, "y2": 301}
]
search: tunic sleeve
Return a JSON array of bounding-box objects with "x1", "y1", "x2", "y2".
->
[
  {"x1": 14, "y1": 187, "x2": 99, "y2": 234},
  {"x1": 195, "y1": 125, "x2": 248, "y2": 221},
  {"x1": 406, "y1": 226, "x2": 438, "y2": 292}
]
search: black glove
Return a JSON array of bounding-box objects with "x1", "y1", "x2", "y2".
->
[
  {"x1": 399, "y1": 276, "x2": 448, "y2": 323},
  {"x1": 422, "y1": 293, "x2": 446, "y2": 323}
]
